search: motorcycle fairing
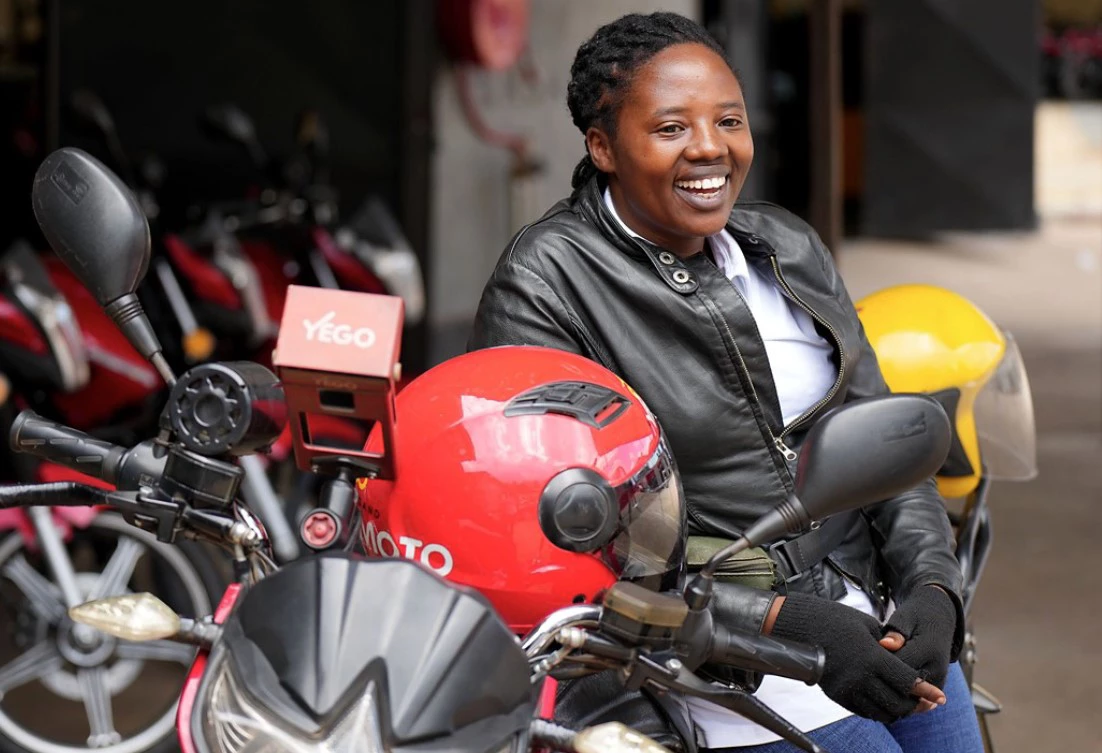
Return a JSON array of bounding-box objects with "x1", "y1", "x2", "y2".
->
[{"x1": 190, "y1": 554, "x2": 538, "y2": 752}]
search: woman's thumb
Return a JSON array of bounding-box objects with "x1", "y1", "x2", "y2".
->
[{"x1": 879, "y1": 631, "x2": 906, "y2": 651}]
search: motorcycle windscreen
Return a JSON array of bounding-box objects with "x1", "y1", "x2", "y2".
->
[
  {"x1": 973, "y1": 332, "x2": 1038, "y2": 481},
  {"x1": 191, "y1": 554, "x2": 537, "y2": 753}
]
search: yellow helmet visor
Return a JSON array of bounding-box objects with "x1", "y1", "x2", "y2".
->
[{"x1": 974, "y1": 332, "x2": 1037, "y2": 481}]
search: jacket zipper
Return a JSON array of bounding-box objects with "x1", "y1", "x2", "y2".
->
[
  {"x1": 768, "y1": 255, "x2": 847, "y2": 442},
  {"x1": 705, "y1": 295, "x2": 799, "y2": 462},
  {"x1": 622, "y1": 230, "x2": 800, "y2": 462}
]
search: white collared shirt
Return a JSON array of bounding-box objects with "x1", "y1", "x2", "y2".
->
[{"x1": 603, "y1": 189, "x2": 877, "y2": 746}]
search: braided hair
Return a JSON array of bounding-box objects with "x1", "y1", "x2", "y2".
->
[{"x1": 567, "y1": 12, "x2": 731, "y2": 192}]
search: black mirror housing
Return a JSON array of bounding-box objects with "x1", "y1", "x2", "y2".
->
[
  {"x1": 32, "y1": 148, "x2": 150, "y2": 307},
  {"x1": 795, "y1": 394, "x2": 952, "y2": 520}
]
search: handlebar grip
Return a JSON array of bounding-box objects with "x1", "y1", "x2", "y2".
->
[
  {"x1": 710, "y1": 624, "x2": 825, "y2": 685},
  {"x1": 9, "y1": 410, "x2": 125, "y2": 485}
]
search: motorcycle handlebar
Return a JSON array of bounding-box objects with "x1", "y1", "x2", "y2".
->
[
  {"x1": 10, "y1": 410, "x2": 127, "y2": 484},
  {"x1": 523, "y1": 604, "x2": 824, "y2": 687},
  {"x1": 710, "y1": 624, "x2": 825, "y2": 686}
]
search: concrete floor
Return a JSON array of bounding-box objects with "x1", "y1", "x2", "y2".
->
[{"x1": 838, "y1": 101, "x2": 1102, "y2": 752}]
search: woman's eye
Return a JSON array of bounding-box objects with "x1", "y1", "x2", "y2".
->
[{"x1": 720, "y1": 117, "x2": 743, "y2": 128}]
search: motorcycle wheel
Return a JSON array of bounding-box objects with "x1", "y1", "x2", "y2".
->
[{"x1": 0, "y1": 512, "x2": 224, "y2": 753}]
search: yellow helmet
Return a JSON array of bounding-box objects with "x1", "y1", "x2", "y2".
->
[{"x1": 856, "y1": 285, "x2": 1037, "y2": 498}]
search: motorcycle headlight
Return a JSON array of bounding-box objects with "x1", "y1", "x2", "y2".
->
[{"x1": 200, "y1": 655, "x2": 385, "y2": 753}]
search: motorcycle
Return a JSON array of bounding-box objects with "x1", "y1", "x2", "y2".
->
[
  {"x1": 3, "y1": 147, "x2": 953, "y2": 753},
  {"x1": 196, "y1": 103, "x2": 426, "y2": 531},
  {"x1": 198, "y1": 103, "x2": 425, "y2": 327},
  {"x1": 856, "y1": 284, "x2": 1039, "y2": 753},
  {"x1": 0, "y1": 241, "x2": 224, "y2": 753},
  {"x1": 61, "y1": 89, "x2": 346, "y2": 563}
]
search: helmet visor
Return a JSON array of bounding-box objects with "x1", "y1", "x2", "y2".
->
[
  {"x1": 974, "y1": 332, "x2": 1038, "y2": 481},
  {"x1": 604, "y1": 437, "x2": 686, "y2": 591}
]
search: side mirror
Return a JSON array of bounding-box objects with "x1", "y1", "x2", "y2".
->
[
  {"x1": 794, "y1": 394, "x2": 951, "y2": 519},
  {"x1": 32, "y1": 148, "x2": 148, "y2": 306},
  {"x1": 70, "y1": 89, "x2": 116, "y2": 138},
  {"x1": 69, "y1": 89, "x2": 136, "y2": 186},
  {"x1": 203, "y1": 104, "x2": 266, "y2": 167},
  {"x1": 32, "y1": 148, "x2": 173, "y2": 383},
  {"x1": 294, "y1": 108, "x2": 329, "y2": 157},
  {"x1": 733, "y1": 394, "x2": 950, "y2": 553}
]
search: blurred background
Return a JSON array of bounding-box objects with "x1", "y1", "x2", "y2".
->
[{"x1": 0, "y1": 0, "x2": 1098, "y2": 752}]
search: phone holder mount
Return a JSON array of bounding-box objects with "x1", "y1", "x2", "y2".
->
[{"x1": 274, "y1": 285, "x2": 404, "y2": 550}]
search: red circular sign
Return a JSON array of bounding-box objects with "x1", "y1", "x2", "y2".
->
[{"x1": 437, "y1": 0, "x2": 529, "y2": 70}]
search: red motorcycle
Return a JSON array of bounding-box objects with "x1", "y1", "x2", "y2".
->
[
  {"x1": 66, "y1": 90, "x2": 321, "y2": 563},
  {"x1": 0, "y1": 242, "x2": 223, "y2": 753},
  {"x1": 197, "y1": 103, "x2": 425, "y2": 327},
  {"x1": 3, "y1": 147, "x2": 954, "y2": 753}
]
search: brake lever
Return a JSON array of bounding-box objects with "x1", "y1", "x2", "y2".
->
[{"x1": 636, "y1": 660, "x2": 827, "y2": 753}]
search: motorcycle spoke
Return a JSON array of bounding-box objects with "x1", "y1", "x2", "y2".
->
[
  {"x1": 0, "y1": 641, "x2": 63, "y2": 698},
  {"x1": 1, "y1": 553, "x2": 66, "y2": 623},
  {"x1": 78, "y1": 667, "x2": 121, "y2": 748},
  {"x1": 90, "y1": 537, "x2": 145, "y2": 601},
  {"x1": 115, "y1": 639, "x2": 197, "y2": 665}
]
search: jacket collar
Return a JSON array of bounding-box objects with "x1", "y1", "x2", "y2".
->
[
  {"x1": 573, "y1": 176, "x2": 700, "y2": 294},
  {"x1": 571, "y1": 175, "x2": 775, "y2": 294}
]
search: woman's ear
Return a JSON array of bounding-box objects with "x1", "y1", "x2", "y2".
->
[{"x1": 586, "y1": 127, "x2": 615, "y2": 174}]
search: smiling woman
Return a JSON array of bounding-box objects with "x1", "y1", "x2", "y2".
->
[
  {"x1": 467, "y1": 10, "x2": 980, "y2": 753},
  {"x1": 584, "y1": 44, "x2": 753, "y2": 256}
]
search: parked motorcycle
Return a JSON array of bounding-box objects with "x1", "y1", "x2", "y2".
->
[
  {"x1": 857, "y1": 284, "x2": 1038, "y2": 753},
  {"x1": 855, "y1": 286, "x2": 1035, "y2": 749},
  {"x1": 5, "y1": 146, "x2": 952, "y2": 753},
  {"x1": 63, "y1": 89, "x2": 341, "y2": 563},
  {"x1": 198, "y1": 103, "x2": 425, "y2": 325},
  {"x1": 0, "y1": 240, "x2": 225, "y2": 753}
]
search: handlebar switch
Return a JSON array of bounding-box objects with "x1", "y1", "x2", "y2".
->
[{"x1": 157, "y1": 446, "x2": 243, "y2": 509}]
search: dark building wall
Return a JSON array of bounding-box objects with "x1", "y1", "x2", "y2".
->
[{"x1": 55, "y1": 1, "x2": 406, "y2": 223}]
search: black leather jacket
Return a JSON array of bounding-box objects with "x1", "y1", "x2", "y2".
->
[{"x1": 468, "y1": 176, "x2": 965, "y2": 652}]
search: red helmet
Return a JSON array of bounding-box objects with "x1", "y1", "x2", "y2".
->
[{"x1": 357, "y1": 346, "x2": 686, "y2": 634}]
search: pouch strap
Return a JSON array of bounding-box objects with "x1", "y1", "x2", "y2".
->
[{"x1": 768, "y1": 510, "x2": 859, "y2": 581}]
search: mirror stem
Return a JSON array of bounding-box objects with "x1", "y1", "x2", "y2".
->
[
  {"x1": 105, "y1": 293, "x2": 176, "y2": 385},
  {"x1": 151, "y1": 353, "x2": 176, "y2": 386},
  {"x1": 735, "y1": 495, "x2": 812, "y2": 560},
  {"x1": 694, "y1": 494, "x2": 812, "y2": 586}
]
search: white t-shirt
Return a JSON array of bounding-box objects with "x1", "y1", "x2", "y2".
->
[{"x1": 602, "y1": 190, "x2": 877, "y2": 746}]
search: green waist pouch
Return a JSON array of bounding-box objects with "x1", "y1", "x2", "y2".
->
[{"x1": 686, "y1": 535, "x2": 778, "y2": 592}]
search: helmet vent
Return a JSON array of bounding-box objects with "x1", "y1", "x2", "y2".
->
[{"x1": 503, "y1": 381, "x2": 631, "y2": 429}]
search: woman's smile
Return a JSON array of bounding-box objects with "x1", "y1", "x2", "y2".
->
[{"x1": 673, "y1": 172, "x2": 731, "y2": 211}]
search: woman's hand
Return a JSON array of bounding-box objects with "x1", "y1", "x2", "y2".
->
[
  {"x1": 879, "y1": 585, "x2": 958, "y2": 693},
  {"x1": 766, "y1": 592, "x2": 945, "y2": 723}
]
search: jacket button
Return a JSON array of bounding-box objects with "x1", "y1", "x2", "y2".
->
[
  {"x1": 658, "y1": 251, "x2": 676, "y2": 265},
  {"x1": 672, "y1": 270, "x2": 692, "y2": 284}
]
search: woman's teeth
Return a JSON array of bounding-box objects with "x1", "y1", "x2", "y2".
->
[{"x1": 675, "y1": 176, "x2": 727, "y2": 192}]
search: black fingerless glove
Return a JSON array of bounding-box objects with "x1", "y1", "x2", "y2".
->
[
  {"x1": 771, "y1": 592, "x2": 921, "y2": 724},
  {"x1": 884, "y1": 586, "x2": 957, "y2": 689}
]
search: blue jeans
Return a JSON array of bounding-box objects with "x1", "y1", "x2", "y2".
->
[{"x1": 730, "y1": 663, "x2": 984, "y2": 753}]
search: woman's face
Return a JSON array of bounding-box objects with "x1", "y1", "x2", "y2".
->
[{"x1": 588, "y1": 43, "x2": 753, "y2": 258}]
